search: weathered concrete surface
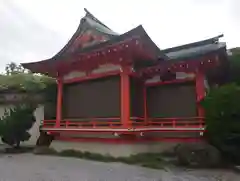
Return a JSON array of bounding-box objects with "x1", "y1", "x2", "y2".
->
[
  {"x1": 51, "y1": 140, "x2": 179, "y2": 157},
  {"x1": 0, "y1": 154, "x2": 238, "y2": 181}
]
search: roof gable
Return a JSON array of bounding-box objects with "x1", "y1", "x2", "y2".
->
[{"x1": 54, "y1": 8, "x2": 119, "y2": 58}]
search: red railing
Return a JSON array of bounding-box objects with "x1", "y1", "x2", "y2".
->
[
  {"x1": 148, "y1": 117, "x2": 204, "y2": 128},
  {"x1": 42, "y1": 117, "x2": 121, "y2": 128},
  {"x1": 41, "y1": 117, "x2": 205, "y2": 132}
]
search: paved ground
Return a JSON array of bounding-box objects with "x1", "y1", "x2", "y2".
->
[{"x1": 0, "y1": 154, "x2": 238, "y2": 181}]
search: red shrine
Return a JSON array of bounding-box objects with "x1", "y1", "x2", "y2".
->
[{"x1": 22, "y1": 9, "x2": 228, "y2": 155}]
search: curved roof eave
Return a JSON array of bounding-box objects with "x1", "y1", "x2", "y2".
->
[
  {"x1": 21, "y1": 25, "x2": 165, "y2": 73},
  {"x1": 162, "y1": 34, "x2": 224, "y2": 54},
  {"x1": 161, "y1": 35, "x2": 225, "y2": 61},
  {"x1": 50, "y1": 9, "x2": 119, "y2": 59}
]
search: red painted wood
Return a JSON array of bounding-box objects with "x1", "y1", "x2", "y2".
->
[
  {"x1": 120, "y1": 67, "x2": 131, "y2": 127},
  {"x1": 57, "y1": 37, "x2": 143, "y2": 75},
  {"x1": 42, "y1": 117, "x2": 205, "y2": 134},
  {"x1": 28, "y1": 36, "x2": 158, "y2": 77},
  {"x1": 145, "y1": 77, "x2": 195, "y2": 87},
  {"x1": 56, "y1": 78, "x2": 63, "y2": 126},
  {"x1": 143, "y1": 86, "x2": 148, "y2": 125},
  {"x1": 195, "y1": 71, "x2": 205, "y2": 117},
  {"x1": 47, "y1": 129, "x2": 205, "y2": 135},
  {"x1": 138, "y1": 54, "x2": 219, "y2": 78},
  {"x1": 63, "y1": 70, "x2": 121, "y2": 84}
]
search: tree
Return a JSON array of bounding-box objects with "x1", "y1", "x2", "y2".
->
[
  {"x1": 200, "y1": 49, "x2": 240, "y2": 163},
  {"x1": 201, "y1": 48, "x2": 240, "y2": 143},
  {"x1": 0, "y1": 104, "x2": 36, "y2": 148},
  {"x1": 0, "y1": 62, "x2": 55, "y2": 92},
  {"x1": 5, "y1": 62, "x2": 28, "y2": 75},
  {"x1": 0, "y1": 62, "x2": 56, "y2": 148},
  {"x1": 228, "y1": 53, "x2": 240, "y2": 84},
  {"x1": 201, "y1": 84, "x2": 240, "y2": 142}
]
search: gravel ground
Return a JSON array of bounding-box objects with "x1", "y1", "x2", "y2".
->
[{"x1": 0, "y1": 154, "x2": 238, "y2": 181}]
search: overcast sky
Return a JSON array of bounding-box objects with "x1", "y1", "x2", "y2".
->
[{"x1": 0, "y1": 0, "x2": 239, "y2": 71}]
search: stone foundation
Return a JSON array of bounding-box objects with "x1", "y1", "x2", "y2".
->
[{"x1": 50, "y1": 140, "x2": 179, "y2": 157}]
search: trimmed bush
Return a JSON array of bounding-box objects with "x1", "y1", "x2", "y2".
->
[
  {"x1": 176, "y1": 143, "x2": 221, "y2": 167},
  {"x1": 0, "y1": 104, "x2": 37, "y2": 148}
]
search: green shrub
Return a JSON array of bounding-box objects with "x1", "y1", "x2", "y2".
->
[
  {"x1": 201, "y1": 83, "x2": 240, "y2": 145},
  {"x1": 0, "y1": 104, "x2": 37, "y2": 148},
  {"x1": 229, "y1": 52, "x2": 240, "y2": 85}
]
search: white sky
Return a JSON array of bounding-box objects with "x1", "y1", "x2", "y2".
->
[{"x1": 0, "y1": 0, "x2": 239, "y2": 71}]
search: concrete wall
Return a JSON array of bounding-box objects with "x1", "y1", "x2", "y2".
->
[
  {"x1": 0, "y1": 104, "x2": 44, "y2": 146},
  {"x1": 51, "y1": 140, "x2": 178, "y2": 157}
]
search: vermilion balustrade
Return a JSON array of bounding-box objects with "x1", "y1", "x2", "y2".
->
[{"x1": 41, "y1": 117, "x2": 205, "y2": 132}]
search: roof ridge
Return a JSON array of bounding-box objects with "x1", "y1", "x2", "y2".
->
[
  {"x1": 48, "y1": 9, "x2": 118, "y2": 59},
  {"x1": 84, "y1": 8, "x2": 112, "y2": 30},
  {"x1": 162, "y1": 34, "x2": 224, "y2": 53}
]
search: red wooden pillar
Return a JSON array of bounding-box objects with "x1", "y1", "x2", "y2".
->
[
  {"x1": 143, "y1": 84, "x2": 148, "y2": 125},
  {"x1": 56, "y1": 78, "x2": 63, "y2": 127},
  {"x1": 195, "y1": 71, "x2": 205, "y2": 117},
  {"x1": 120, "y1": 67, "x2": 131, "y2": 128}
]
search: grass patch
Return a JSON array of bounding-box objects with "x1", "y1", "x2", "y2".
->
[
  {"x1": 34, "y1": 147, "x2": 170, "y2": 169},
  {"x1": 3, "y1": 146, "x2": 34, "y2": 154},
  {"x1": 52, "y1": 149, "x2": 168, "y2": 169},
  {"x1": 59, "y1": 150, "x2": 116, "y2": 162},
  {"x1": 141, "y1": 162, "x2": 164, "y2": 169}
]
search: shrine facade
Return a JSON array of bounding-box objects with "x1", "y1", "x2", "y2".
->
[{"x1": 22, "y1": 9, "x2": 228, "y2": 155}]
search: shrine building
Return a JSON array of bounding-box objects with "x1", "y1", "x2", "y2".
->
[{"x1": 22, "y1": 9, "x2": 228, "y2": 156}]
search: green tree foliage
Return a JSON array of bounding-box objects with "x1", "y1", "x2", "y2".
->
[
  {"x1": 201, "y1": 84, "x2": 240, "y2": 144},
  {"x1": 199, "y1": 49, "x2": 240, "y2": 163},
  {"x1": 0, "y1": 62, "x2": 55, "y2": 92},
  {"x1": 201, "y1": 48, "x2": 240, "y2": 147},
  {"x1": 5, "y1": 62, "x2": 27, "y2": 75},
  {"x1": 0, "y1": 62, "x2": 57, "y2": 147},
  {"x1": 0, "y1": 104, "x2": 37, "y2": 148},
  {"x1": 0, "y1": 73, "x2": 55, "y2": 92},
  {"x1": 228, "y1": 50, "x2": 240, "y2": 84}
]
